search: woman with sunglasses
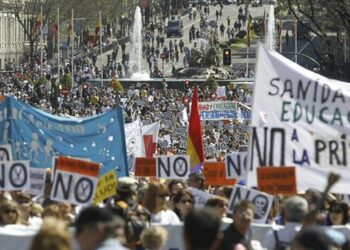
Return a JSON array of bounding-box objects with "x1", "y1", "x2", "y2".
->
[
  {"x1": 0, "y1": 200, "x2": 20, "y2": 226},
  {"x1": 173, "y1": 190, "x2": 195, "y2": 221},
  {"x1": 326, "y1": 201, "x2": 349, "y2": 226},
  {"x1": 143, "y1": 183, "x2": 180, "y2": 224}
]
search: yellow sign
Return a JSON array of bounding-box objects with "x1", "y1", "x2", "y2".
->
[{"x1": 93, "y1": 170, "x2": 117, "y2": 204}]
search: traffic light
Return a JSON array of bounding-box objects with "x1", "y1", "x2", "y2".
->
[{"x1": 223, "y1": 48, "x2": 231, "y2": 66}]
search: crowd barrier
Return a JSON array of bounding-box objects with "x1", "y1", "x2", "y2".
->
[{"x1": 1, "y1": 222, "x2": 350, "y2": 250}]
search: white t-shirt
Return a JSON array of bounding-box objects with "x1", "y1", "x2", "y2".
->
[{"x1": 151, "y1": 210, "x2": 181, "y2": 225}]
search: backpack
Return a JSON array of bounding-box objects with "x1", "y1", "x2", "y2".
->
[{"x1": 273, "y1": 230, "x2": 290, "y2": 250}]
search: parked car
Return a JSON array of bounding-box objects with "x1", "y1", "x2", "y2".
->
[{"x1": 166, "y1": 17, "x2": 183, "y2": 38}]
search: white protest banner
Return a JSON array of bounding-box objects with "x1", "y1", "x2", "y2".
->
[
  {"x1": 28, "y1": 168, "x2": 47, "y2": 196},
  {"x1": 156, "y1": 155, "x2": 190, "y2": 179},
  {"x1": 0, "y1": 144, "x2": 12, "y2": 161},
  {"x1": 0, "y1": 160, "x2": 30, "y2": 191},
  {"x1": 228, "y1": 185, "x2": 273, "y2": 224},
  {"x1": 187, "y1": 187, "x2": 215, "y2": 207},
  {"x1": 247, "y1": 44, "x2": 350, "y2": 194},
  {"x1": 199, "y1": 101, "x2": 237, "y2": 120},
  {"x1": 124, "y1": 119, "x2": 145, "y2": 158},
  {"x1": 50, "y1": 156, "x2": 100, "y2": 205},
  {"x1": 226, "y1": 152, "x2": 247, "y2": 179}
]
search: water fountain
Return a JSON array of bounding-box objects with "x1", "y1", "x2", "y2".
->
[
  {"x1": 265, "y1": 0, "x2": 277, "y2": 50},
  {"x1": 130, "y1": 6, "x2": 150, "y2": 80}
]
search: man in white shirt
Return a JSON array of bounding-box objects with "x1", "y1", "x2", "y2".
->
[{"x1": 263, "y1": 196, "x2": 308, "y2": 250}]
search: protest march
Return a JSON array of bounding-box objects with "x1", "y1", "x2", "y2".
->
[{"x1": 0, "y1": 43, "x2": 350, "y2": 250}]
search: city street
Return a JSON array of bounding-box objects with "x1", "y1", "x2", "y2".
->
[{"x1": 97, "y1": 2, "x2": 267, "y2": 78}]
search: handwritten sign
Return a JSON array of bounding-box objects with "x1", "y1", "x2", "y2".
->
[
  {"x1": 135, "y1": 157, "x2": 156, "y2": 177},
  {"x1": 203, "y1": 162, "x2": 236, "y2": 186},
  {"x1": 257, "y1": 167, "x2": 297, "y2": 195},
  {"x1": 94, "y1": 170, "x2": 117, "y2": 204}
]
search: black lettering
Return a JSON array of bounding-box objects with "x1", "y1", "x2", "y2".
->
[
  {"x1": 315, "y1": 140, "x2": 326, "y2": 163},
  {"x1": 0, "y1": 163, "x2": 4, "y2": 188},
  {"x1": 319, "y1": 107, "x2": 329, "y2": 124},
  {"x1": 53, "y1": 173, "x2": 72, "y2": 200},
  {"x1": 250, "y1": 127, "x2": 268, "y2": 171},
  {"x1": 297, "y1": 80, "x2": 311, "y2": 100},
  {"x1": 305, "y1": 105, "x2": 315, "y2": 124},
  {"x1": 268, "y1": 78, "x2": 280, "y2": 96},
  {"x1": 293, "y1": 102, "x2": 302, "y2": 122},
  {"x1": 341, "y1": 134, "x2": 347, "y2": 166},
  {"x1": 9, "y1": 163, "x2": 27, "y2": 188},
  {"x1": 313, "y1": 80, "x2": 319, "y2": 102},
  {"x1": 227, "y1": 155, "x2": 241, "y2": 177},
  {"x1": 321, "y1": 84, "x2": 331, "y2": 103},
  {"x1": 281, "y1": 79, "x2": 293, "y2": 98},
  {"x1": 173, "y1": 157, "x2": 188, "y2": 177},
  {"x1": 269, "y1": 128, "x2": 285, "y2": 166},
  {"x1": 75, "y1": 177, "x2": 93, "y2": 203},
  {"x1": 333, "y1": 89, "x2": 345, "y2": 103},
  {"x1": 157, "y1": 157, "x2": 171, "y2": 177},
  {"x1": 329, "y1": 141, "x2": 341, "y2": 165},
  {"x1": 0, "y1": 148, "x2": 10, "y2": 161}
]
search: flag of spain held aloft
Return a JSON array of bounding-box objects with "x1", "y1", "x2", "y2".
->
[{"x1": 187, "y1": 86, "x2": 205, "y2": 172}]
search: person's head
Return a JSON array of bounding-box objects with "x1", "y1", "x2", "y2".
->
[
  {"x1": 75, "y1": 206, "x2": 124, "y2": 250},
  {"x1": 29, "y1": 218, "x2": 71, "y2": 250},
  {"x1": 205, "y1": 197, "x2": 229, "y2": 218},
  {"x1": 187, "y1": 172, "x2": 204, "y2": 190},
  {"x1": 140, "y1": 226, "x2": 168, "y2": 250},
  {"x1": 304, "y1": 188, "x2": 322, "y2": 210},
  {"x1": 29, "y1": 203, "x2": 44, "y2": 218},
  {"x1": 173, "y1": 190, "x2": 195, "y2": 220},
  {"x1": 43, "y1": 204, "x2": 62, "y2": 219},
  {"x1": 292, "y1": 225, "x2": 348, "y2": 250},
  {"x1": 58, "y1": 202, "x2": 72, "y2": 217},
  {"x1": 232, "y1": 200, "x2": 255, "y2": 235},
  {"x1": 168, "y1": 180, "x2": 185, "y2": 195},
  {"x1": 328, "y1": 201, "x2": 349, "y2": 225},
  {"x1": 184, "y1": 208, "x2": 221, "y2": 250},
  {"x1": 0, "y1": 200, "x2": 20, "y2": 225},
  {"x1": 284, "y1": 195, "x2": 308, "y2": 223},
  {"x1": 143, "y1": 183, "x2": 169, "y2": 213}
]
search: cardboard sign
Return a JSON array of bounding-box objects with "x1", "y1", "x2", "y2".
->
[
  {"x1": 226, "y1": 152, "x2": 247, "y2": 179},
  {"x1": 0, "y1": 160, "x2": 30, "y2": 191},
  {"x1": 94, "y1": 170, "x2": 117, "y2": 204},
  {"x1": 135, "y1": 157, "x2": 156, "y2": 177},
  {"x1": 157, "y1": 155, "x2": 190, "y2": 179},
  {"x1": 203, "y1": 162, "x2": 236, "y2": 186},
  {"x1": 28, "y1": 168, "x2": 47, "y2": 196},
  {"x1": 228, "y1": 185, "x2": 273, "y2": 224},
  {"x1": 0, "y1": 145, "x2": 12, "y2": 161},
  {"x1": 257, "y1": 167, "x2": 297, "y2": 195},
  {"x1": 50, "y1": 156, "x2": 100, "y2": 205},
  {"x1": 187, "y1": 187, "x2": 215, "y2": 208}
]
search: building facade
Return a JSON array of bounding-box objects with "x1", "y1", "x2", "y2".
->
[{"x1": 0, "y1": 0, "x2": 26, "y2": 70}]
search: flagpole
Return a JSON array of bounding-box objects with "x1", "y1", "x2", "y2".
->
[
  {"x1": 71, "y1": 9, "x2": 74, "y2": 92},
  {"x1": 294, "y1": 19, "x2": 297, "y2": 63},
  {"x1": 99, "y1": 11, "x2": 103, "y2": 87},
  {"x1": 246, "y1": 46, "x2": 249, "y2": 77},
  {"x1": 279, "y1": 19, "x2": 282, "y2": 53},
  {"x1": 344, "y1": 31, "x2": 347, "y2": 63},
  {"x1": 57, "y1": 7, "x2": 60, "y2": 86},
  {"x1": 39, "y1": 6, "x2": 43, "y2": 76}
]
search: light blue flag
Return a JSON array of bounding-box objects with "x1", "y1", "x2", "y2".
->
[{"x1": 0, "y1": 96, "x2": 128, "y2": 177}]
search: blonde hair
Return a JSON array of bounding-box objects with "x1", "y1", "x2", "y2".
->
[
  {"x1": 140, "y1": 226, "x2": 168, "y2": 250},
  {"x1": 29, "y1": 218, "x2": 71, "y2": 250},
  {"x1": 29, "y1": 203, "x2": 44, "y2": 217},
  {"x1": 0, "y1": 200, "x2": 20, "y2": 225},
  {"x1": 42, "y1": 204, "x2": 62, "y2": 219},
  {"x1": 142, "y1": 183, "x2": 169, "y2": 213}
]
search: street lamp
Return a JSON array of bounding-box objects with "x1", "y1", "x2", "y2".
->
[{"x1": 269, "y1": 0, "x2": 277, "y2": 5}]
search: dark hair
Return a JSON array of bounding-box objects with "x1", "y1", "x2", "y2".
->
[
  {"x1": 184, "y1": 208, "x2": 221, "y2": 250},
  {"x1": 327, "y1": 201, "x2": 349, "y2": 225},
  {"x1": 233, "y1": 200, "x2": 255, "y2": 215},
  {"x1": 172, "y1": 190, "x2": 194, "y2": 221},
  {"x1": 75, "y1": 206, "x2": 124, "y2": 241},
  {"x1": 168, "y1": 180, "x2": 185, "y2": 194},
  {"x1": 205, "y1": 197, "x2": 228, "y2": 208}
]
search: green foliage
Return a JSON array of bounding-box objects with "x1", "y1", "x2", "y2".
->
[
  {"x1": 60, "y1": 74, "x2": 72, "y2": 89},
  {"x1": 35, "y1": 76, "x2": 48, "y2": 85}
]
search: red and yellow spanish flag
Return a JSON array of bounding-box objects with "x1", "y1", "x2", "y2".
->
[
  {"x1": 67, "y1": 16, "x2": 73, "y2": 46},
  {"x1": 187, "y1": 86, "x2": 205, "y2": 172},
  {"x1": 32, "y1": 12, "x2": 42, "y2": 36}
]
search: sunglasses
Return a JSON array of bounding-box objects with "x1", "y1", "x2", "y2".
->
[
  {"x1": 3, "y1": 209, "x2": 16, "y2": 214},
  {"x1": 180, "y1": 199, "x2": 194, "y2": 204}
]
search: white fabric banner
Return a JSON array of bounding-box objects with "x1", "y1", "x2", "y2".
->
[
  {"x1": 124, "y1": 119, "x2": 145, "y2": 158},
  {"x1": 248, "y1": 44, "x2": 350, "y2": 193}
]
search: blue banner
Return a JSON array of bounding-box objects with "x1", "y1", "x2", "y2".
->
[{"x1": 0, "y1": 96, "x2": 128, "y2": 177}]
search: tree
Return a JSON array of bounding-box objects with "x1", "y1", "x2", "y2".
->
[
  {"x1": 279, "y1": 0, "x2": 350, "y2": 80},
  {"x1": 9, "y1": 0, "x2": 54, "y2": 69}
]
